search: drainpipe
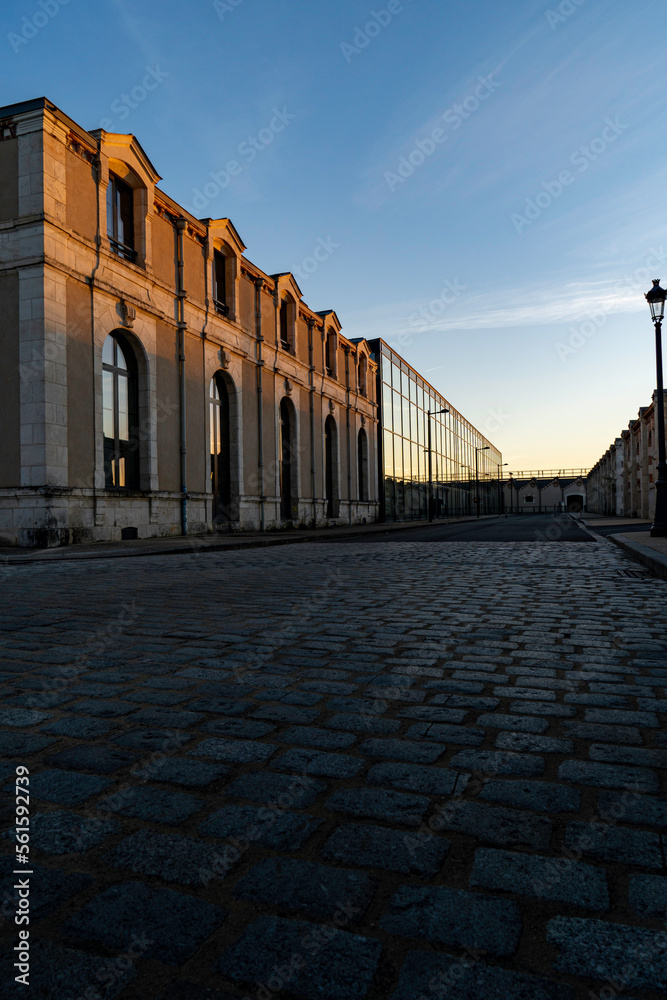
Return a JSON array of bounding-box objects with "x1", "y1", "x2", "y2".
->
[
  {"x1": 175, "y1": 218, "x2": 188, "y2": 536},
  {"x1": 255, "y1": 277, "x2": 265, "y2": 531},
  {"x1": 308, "y1": 319, "x2": 317, "y2": 527},
  {"x1": 345, "y1": 347, "x2": 352, "y2": 524},
  {"x1": 89, "y1": 138, "x2": 103, "y2": 509}
]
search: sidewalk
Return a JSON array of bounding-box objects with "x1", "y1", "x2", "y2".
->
[
  {"x1": 579, "y1": 514, "x2": 667, "y2": 579},
  {"x1": 0, "y1": 515, "x2": 500, "y2": 565}
]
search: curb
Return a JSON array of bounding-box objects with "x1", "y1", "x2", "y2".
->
[
  {"x1": 0, "y1": 516, "x2": 502, "y2": 566},
  {"x1": 607, "y1": 533, "x2": 667, "y2": 581}
]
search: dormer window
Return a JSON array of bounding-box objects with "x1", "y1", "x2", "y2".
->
[
  {"x1": 107, "y1": 174, "x2": 136, "y2": 263},
  {"x1": 358, "y1": 353, "x2": 368, "y2": 396},
  {"x1": 280, "y1": 300, "x2": 289, "y2": 349},
  {"x1": 325, "y1": 330, "x2": 337, "y2": 377},
  {"x1": 279, "y1": 295, "x2": 295, "y2": 352},
  {"x1": 213, "y1": 249, "x2": 229, "y2": 316}
]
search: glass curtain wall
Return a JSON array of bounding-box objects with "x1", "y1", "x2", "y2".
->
[{"x1": 370, "y1": 340, "x2": 502, "y2": 521}]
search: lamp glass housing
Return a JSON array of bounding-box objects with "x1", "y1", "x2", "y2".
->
[{"x1": 646, "y1": 280, "x2": 667, "y2": 323}]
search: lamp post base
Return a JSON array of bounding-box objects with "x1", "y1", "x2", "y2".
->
[{"x1": 650, "y1": 477, "x2": 667, "y2": 536}]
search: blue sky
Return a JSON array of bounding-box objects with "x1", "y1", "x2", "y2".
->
[{"x1": 2, "y1": 0, "x2": 666, "y2": 470}]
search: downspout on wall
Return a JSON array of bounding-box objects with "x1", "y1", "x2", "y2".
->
[
  {"x1": 308, "y1": 318, "x2": 316, "y2": 527},
  {"x1": 255, "y1": 277, "x2": 265, "y2": 531},
  {"x1": 175, "y1": 218, "x2": 188, "y2": 536},
  {"x1": 345, "y1": 347, "x2": 352, "y2": 524},
  {"x1": 89, "y1": 138, "x2": 103, "y2": 516}
]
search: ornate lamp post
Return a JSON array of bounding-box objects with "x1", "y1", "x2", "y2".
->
[
  {"x1": 475, "y1": 445, "x2": 490, "y2": 517},
  {"x1": 645, "y1": 280, "x2": 667, "y2": 536},
  {"x1": 426, "y1": 408, "x2": 449, "y2": 522}
]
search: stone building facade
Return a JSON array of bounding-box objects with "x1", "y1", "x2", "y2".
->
[
  {"x1": 0, "y1": 98, "x2": 378, "y2": 546},
  {"x1": 588, "y1": 391, "x2": 667, "y2": 518},
  {"x1": 501, "y1": 472, "x2": 588, "y2": 513}
]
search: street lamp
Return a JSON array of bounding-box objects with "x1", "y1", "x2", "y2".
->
[
  {"x1": 645, "y1": 279, "x2": 667, "y2": 536},
  {"x1": 496, "y1": 461, "x2": 508, "y2": 514},
  {"x1": 426, "y1": 408, "x2": 449, "y2": 522},
  {"x1": 475, "y1": 446, "x2": 490, "y2": 517}
]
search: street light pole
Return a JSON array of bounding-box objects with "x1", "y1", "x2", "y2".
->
[
  {"x1": 496, "y1": 461, "x2": 508, "y2": 514},
  {"x1": 645, "y1": 280, "x2": 667, "y2": 536},
  {"x1": 426, "y1": 408, "x2": 449, "y2": 521},
  {"x1": 475, "y1": 446, "x2": 490, "y2": 517}
]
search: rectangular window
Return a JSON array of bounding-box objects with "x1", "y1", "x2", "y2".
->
[
  {"x1": 213, "y1": 250, "x2": 228, "y2": 315},
  {"x1": 107, "y1": 174, "x2": 136, "y2": 263}
]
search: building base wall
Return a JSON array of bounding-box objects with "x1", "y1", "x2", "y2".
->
[{"x1": 0, "y1": 489, "x2": 379, "y2": 547}]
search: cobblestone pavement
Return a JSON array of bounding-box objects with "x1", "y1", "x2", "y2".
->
[{"x1": 0, "y1": 536, "x2": 666, "y2": 1000}]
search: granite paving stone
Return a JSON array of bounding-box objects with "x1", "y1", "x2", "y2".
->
[
  {"x1": 439, "y1": 800, "x2": 553, "y2": 849},
  {"x1": 380, "y1": 884, "x2": 522, "y2": 956},
  {"x1": 628, "y1": 874, "x2": 667, "y2": 919},
  {"x1": 479, "y1": 778, "x2": 581, "y2": 813},
  {"x1": 189, "y1": 738, "x2": 276, "y2": 763},
  {"x1": 217, "y1": 915, "x2": 382, "y2": 1000},
  {"x1": 366, "y1": 761, "x2": 464, "y2": 796},
  {"x1": 222, "y1": 771, "x2": 326, "y2": 807},
  {"x1": 271, "y1": 747, "x2": 364, "y2": 777},
  {"x1": 547, "y1": 916, "x2": 667, "y2": 991},
  {"x1": 390, "y1": 952, "x2": 576, "y2": 1000},
  {"x1": 46, "y1": 745, "x2": 138, "y2": 774},
  {"x1": 22, "y1": 810, "x2": 119, "y2": 854},
  {"x1": 564, "y1": 821, "x2": 663, "y2": 868},
  {"x1": 96, "y1": 785, "x2": 205, "y2": 824},
  {"x1": 64, "y1": 881, "x2": 226, "y2": 963},
  {"x1": 470, "y1": 847, "x2": 609, "y2": 909},
  {"x1": 449, "y1": 749, "x2": 545, "y2": 776},
  {"x1": 104, "y1": 829, "x2": 243, "y2": 884},
  {"x1": 597, "y1": 790, "x2": 667, "y2": 828},
  {"x1": 232, "y1": 857, "x2": 376, "y2": 919},
  {"x1": 200, "y1": 804, "x2": 322, "y2": 849},
  {"x1": 24, "y1": 768, "x2": 112, "y2": 806},
  {"x1": 325, "y1": 787, "x2": 430, "y2": 826},
  {"x1": 323, "y1": 821, "x2": 450, "y2": 876},
  {"x1": 558, "y1": 759, "x2": 659, "y2": 792},
  {"x1": 0, "y1": 940, "x2": 136, "y2": 999}
]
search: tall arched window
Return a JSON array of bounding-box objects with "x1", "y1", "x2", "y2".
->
[
  {"x1": 280, "y1": 398, "x2": 295, "y2": 520},
  {"x1": 210, "y1": 374, "x2": 231, "y2": 519},
  {"x1": 325, "y1": 415, "x2": 339, "y2": 518},
  {"x1": 103, "y1": 333, "x2": 138, "y2": 488},
  {"x1": 358, "y1": 428, "x2": 369, "y2": 502}
]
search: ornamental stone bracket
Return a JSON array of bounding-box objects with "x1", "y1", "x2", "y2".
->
[
  {"x1": 284, "y1": 378, "x2": 293, "y2": 395},
  {"x1": 219, "y1": 348, "x2": 231, "y2": 369},
  {"x1": 117, "y1": 299, "x2": 136, "y2": 329}
]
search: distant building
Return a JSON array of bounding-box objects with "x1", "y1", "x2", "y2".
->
[
  {"x1": 501, "y1": 471, "x2": 588, "y2": 514},
  {"x1": 588, "y1": 391, "x2": 667, "y2": 518},
  {"x1": 366, "y1": 339, "x2": 502, "y2": 521},
  {"x1": 0, "y1": 97, "x2": 378, "y2": 546}
]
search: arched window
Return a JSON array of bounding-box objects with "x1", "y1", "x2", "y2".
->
[
  {"x1": 210, "y1": 374, "x2": 231, "y2": 519},
  {"x1": 103, "y1": 333, "x2": 138, "y2": 488},
  {"x1": 325, "y1": 415, "x2": 339, "y2": 518},
  {"x1": 358, "y1": 354, "x2": 368, "y2": 396},
  {"x1": 358, "y1": 428, "x2": 369, "y2": 502},
  {"x1": 280, "y1": 398, "x2": 296, "y2": 520}
]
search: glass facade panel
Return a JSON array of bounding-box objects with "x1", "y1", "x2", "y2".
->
[{"x1": 372, "y1": 342, "x2": 502, "y2": 522}]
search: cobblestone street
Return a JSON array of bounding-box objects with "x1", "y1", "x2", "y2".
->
[{"x1": 1, "y1": 527, "x2": 666, "y2": 999}]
